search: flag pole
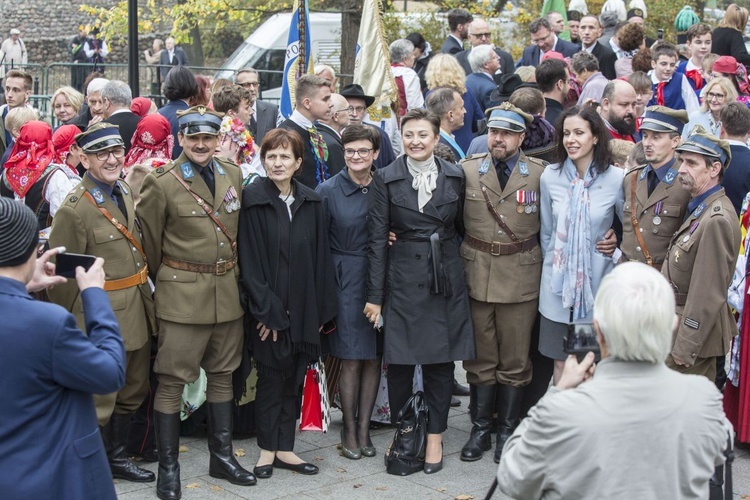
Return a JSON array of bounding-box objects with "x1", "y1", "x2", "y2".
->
[{"x1": 298, "y1": 0, "x2": 307, "y2": 76}]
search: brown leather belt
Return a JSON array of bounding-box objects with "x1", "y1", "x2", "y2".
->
[
  {"x1": 464, "y1": 233, "x2": 537, "y2": 256},
  {"x1": 104, "y1": 266, "x2": 149, "y2": 291},
  {"x1": 674, "y1": 292, "x2": 687, "y2": 306},
  {"x1": 162, "y1": 255, "x2": 237, "y2": 276}
]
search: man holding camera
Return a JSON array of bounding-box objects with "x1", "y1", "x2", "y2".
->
[
  {"x1": 620, "y1": 106, "x2": 690, "y2": 269},
  {"x1": 48, "y1": 122, "x2": 156, "y2": 484},
  {"x1": 661, "y1": 127, "x2": 741, "y2": 380},
  {"x1": 458, "y1": 104, "x2": 545, "y2": 464},
  {"x1": 497, "y1": 263, "x2": 731, "y2": 499}
]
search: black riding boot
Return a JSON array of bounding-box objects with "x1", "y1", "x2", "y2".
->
[
  {"x1": 460, "y1": 384, "x2": 496, "y2": 461},
  {"x1": 494, "y1": 384, "x2": 525, "y2": 464},
  {"x1": 105, "y1": 413, "x2": 156, "y2": 482},
  {"x1": 155, "y1": 411, "x2": 182, "y2": 500},
  {"x1": 207, "y1": 401, "x2": 257, "y2": 486}
]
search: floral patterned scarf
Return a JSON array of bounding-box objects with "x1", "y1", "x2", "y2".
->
[
  {"x1": 124, "y1": 113, "x2": 174, "y2": 175},
  {"x1": 4, "y1": 121, "x2": 55, "y2": 198}
]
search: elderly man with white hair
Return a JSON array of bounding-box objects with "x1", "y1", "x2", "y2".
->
[
  {"x1": 497, "y1": 262, "x2": 731, "y2": 499},
  {"x1": 69, "y1": 77, "x2": 109, "y2": 130},
  {"x1": 465, "y1": 45, "x2": 502, "y2": 113}
]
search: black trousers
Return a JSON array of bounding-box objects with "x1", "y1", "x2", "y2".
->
[
  {"x1": 388, "y1": 362, "x2": 453, "y2": 434},
  {"x1": 254, "y1": 357, "x2": 306, "y2": 452}
]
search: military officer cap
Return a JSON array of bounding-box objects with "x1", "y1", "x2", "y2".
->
[
  {"x1": 176, "y1": 106, "x2": 224, "y2": 136},
  {"x1": 627, "y1": 8, "x2": 644, "y2": 19},
  {"x1": 676, "y1": 125, "x2": 732, "y2": 168},
  {"x1": 566, "y1": 10, "x2": 582, "y2": 21},
  {"x1": 74, "y1": 122, "x2": 124, "y2": 153},
  {"x1": 486, "y1": 103, "x2": 533, "y2": 133},
  {"x1": 640, "y1": 106, "x2": 689, "y2": 135}
]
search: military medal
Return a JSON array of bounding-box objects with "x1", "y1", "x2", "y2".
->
[
  {"x1": 517, "y1": 190, "x2": 526, "y2": 213},
  {"x1": 180, "y1": 163, "x2": 194, "y2": 179},
  {"x1": 689, "y1": 220, "x2": 700, "y2": 234},
  {"x1": 653, "y1": 201, "x2": 663, "y2": 226},
  {"x1": 91, "y1": 187, "x2": 105, "y2": 204},
  {"x1": 224, "y1": 186, "x2": 240, "y2": 213},
  {"x1": 531, "y1": 191, "x2": 538, "y2": 213},
  {"x1": 517, "y1": 205, "x2": 525, "y2": 214}
]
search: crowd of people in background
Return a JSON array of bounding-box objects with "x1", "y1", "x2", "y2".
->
[{"x1": 3, "y1": 3, "x2": 750, "y2": 499}]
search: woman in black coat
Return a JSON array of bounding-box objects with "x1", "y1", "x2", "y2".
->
[
  {"x1": 238, "y1": 128, "x2": 337, "y2": 479},
  {"x1": 711, "y1": 4, "x2": 750, "y2": 66},
  {"x1": 364, "y1": 109, "x2": 475, "y2": 474}
]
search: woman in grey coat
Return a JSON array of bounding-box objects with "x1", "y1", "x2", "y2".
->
[{"x1": 364, "y1": 109, "x2": 475, "y2": 474}]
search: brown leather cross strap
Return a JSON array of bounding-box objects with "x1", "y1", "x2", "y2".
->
[
  {"x1": 630, "y1": 172, "x2": 653, "y2": 266},
  {"x1": 464, "y1": 233, "x2": 537, "y2": 256},
  {"x1": 83, "y1": 190, "x2": 147, "y2": 261},
  {"x1": 168, "y1": 169, "x2": 237, "y2": 252},
  {"x1": 479, "y1": 183, "x2": 519, "y2": 242}
]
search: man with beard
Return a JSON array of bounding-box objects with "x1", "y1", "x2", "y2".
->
[
  {"x1": 599, "y1": 80, "x2": 640, "y2": 142},
  {"x1": 458, "y1": 103, "x2": 546, "y2": 464},
  {"x1": 619, "y1": 106, "x2": 690, "y2": 270}
]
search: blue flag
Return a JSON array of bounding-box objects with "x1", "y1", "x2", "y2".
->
[{"x1": 280, "y1": 0, "x2": 312, "y2": 119}]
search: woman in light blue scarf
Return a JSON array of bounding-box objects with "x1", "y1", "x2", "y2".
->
[{"x1": 538, "y1": 105, "x2": 625, "y2": 383}]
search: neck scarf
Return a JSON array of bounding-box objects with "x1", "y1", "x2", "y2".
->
[
  {"x1": 550, "y1": 158, "x2": 598, "y2": 321},
  {"x1": 130, "y1": 97, "x2": 153, "y2": 118},
  {"x1": 406, "y1": 156, "x2": 438, "y2": 212},
  {"x1": 4, "y1": 121, "x2": 55, "y2": 198},
  {"x1": 124, "y1": 113, "x2": 174, "y2": 175},
  {"x1": 52, "y1": 124, "x2": 80, "y2": 175},
  {"x1": 307, "y1": 124, "x2": 329, "y2": 185},
  {"x1": 523, "y1": 115, "x2": 556, "y2": 150}
]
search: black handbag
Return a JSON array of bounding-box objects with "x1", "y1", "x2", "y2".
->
[{"x1": 384, "y1": 391, "x2": 429, "y2": 476}]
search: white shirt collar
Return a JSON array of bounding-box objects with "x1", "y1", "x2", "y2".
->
[
  {"x1": 290, "y1": 109, "x2": 313, "y2": 129},
  {"x1": 583, "y1": 42, "x2": 596, "y2": 53},
  {"x1": 727, "y1": 139, "x2": 749, "y2": 148}
]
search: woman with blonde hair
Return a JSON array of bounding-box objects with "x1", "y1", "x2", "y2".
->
[
  {"x1": 683, "y1": 77, "x2": 737, "y2": 138},
  {"x1": 51, "y1": 86, "x2": 84, "y2": 127},
  {"x1": 425, "y1": 53, "x2": 483, "y2": 153},
  {"x1": 712, "y1": 3, "x2": 750, "y2": 65}
]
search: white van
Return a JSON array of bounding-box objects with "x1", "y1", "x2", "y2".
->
[{"x1": 216, "y1": 12, "x2": 341, "y2": 102}]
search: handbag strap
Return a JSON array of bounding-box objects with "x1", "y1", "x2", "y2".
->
[
  {"x1": 480, "y1": 182, "x2": 519, "y2": 242},
  {"x1": 169, "y1": 169, "x2": 237, "y2": 252}
]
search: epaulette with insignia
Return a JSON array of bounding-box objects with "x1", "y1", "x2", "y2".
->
[
  {"x1": 153, "y1": 162, "x2": 176, "y2": 176},
  {"x1": 710, "y1": 201, "x2": 725, "y2": 217}
]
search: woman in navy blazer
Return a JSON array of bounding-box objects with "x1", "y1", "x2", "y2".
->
[{"x1": 0, "y1": 203, "x2": 126, "y2": 500}]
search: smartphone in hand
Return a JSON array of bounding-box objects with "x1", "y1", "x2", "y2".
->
[{"x1": 55, "y1": 252, "x2": 97, "y2": 278}]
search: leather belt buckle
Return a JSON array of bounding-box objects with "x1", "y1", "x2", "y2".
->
[
  {"x1": 215, "y1": 259, "x2": 227, "y2": 276},
  {"x1": 490, "y1": 241, "x2": 501, "y2": 256}
]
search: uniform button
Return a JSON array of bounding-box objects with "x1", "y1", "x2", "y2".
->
[
  {"x1": 639, "y1": 228, "x2": 643, "y2": 232},
  {"x1": 192, "y1": 210, "x2": 196, "y2": 215},
  {"x1": 137, "y1": 263, "x2": 141, "y2": 267},
  {"x1": 109, "y1": 235, "x2": 114, "y2": 239},
  {"x1": 471, "y1": 193, "x2": 476, "y2": 198},
  {"x1": 498, "y1": 230, "x2": 504, "y2": 235},
  {"x1": 652, "y1": 228, "x2": 658, "y2": 234},
  {"x1": 220, "y1": 242, "x2": 225, "y2": 247},
  {"x1": 636, "y1": 246, "x2": 641, "y2": 252},
  {"x1": 214, "y1": 212, "x2": 219, "y2": 217},
  {"x1": 418, "y1": 284, "x2": 424, "y2": 289},
  {"x1": 132, "y1": 246, "x2": 137, "y2": 252},
  {"x1": 217, "y1": 227, "x2": 221, "y2": 231},
  {"x1": 663, "y1": 210, "x2": 668, "y2": 214},
  {"x1": 415, "y1": 253, "x2": 421, "y2": 259},
  {"x1": 499, "y1": 199, "x2": 505, "y2": 204},
  {"x1": 173, "y1": 275, "x2": 177, "y2": 279},
  {"x1": 201, "y1": 210, "x2": 206, "y2": 215},
  {"x1": 691, "y1": 353, "x2": 696, "y2": 357}
]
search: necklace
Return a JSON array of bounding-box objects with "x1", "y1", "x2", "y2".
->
[{"x1": 281, "y1": 186, "x2": 293, "y2": 202}]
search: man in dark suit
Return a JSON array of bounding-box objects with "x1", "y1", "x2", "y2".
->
[
  {"x1": 519, "y1": 17, "x2": 579, "y2": 67},
  {"x1": 100, "y1": 80, "x2": 141, "y2": 153},
  {"x1": 159, "y1": 37, "x2": 189, "y2": 82},
  {"x1": 720, "y1": 102, "x2": 750, "y2": 214},
  {"x1": 536, "y1": 58, "x2": 569, "y2": 127},
  {"x1": 456, "y1": 19, "x2": 515, "y2": 78},
  {"x1": 235, "y1": 68, "x2": 279, "y2": 146},
  {"x1": 466, "y1": 45, "x2": 502, "y2": 113},
  {"x1": 316, "y1": 93, "x2": 348, "y2": 175},
  {"x1": 579, "y1": 15, "x2": 617, "y2": 80},
  {"x1": 0, "y1": 198, "x2": 125, "y2": 500},
  {"x1": 441, "y1": 8, "x2": 472, "y2": 55},
  {"x1": 279, "y1": 75, "x2": 336, "y2": 188}
]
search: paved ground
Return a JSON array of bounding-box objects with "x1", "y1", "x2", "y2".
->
[{"x1": 116, "y1": 367, "x2": 750, "y2": 499}]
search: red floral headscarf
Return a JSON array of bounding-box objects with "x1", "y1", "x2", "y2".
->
[
  {"x1": 4, "y1": 121, "x2": 56, "y2": 198},
  {"x1": 123, "y1": 113, "x2": 174, "y2": 175},
  {"x1": 52, "y1": 124, "x2": 80, "y2": 175}
]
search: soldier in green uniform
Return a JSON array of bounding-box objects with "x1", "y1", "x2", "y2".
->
[
  {"x1": 48, "y1": 122, "x2": 156, "y2": 484},
  {"x1": 662, "y1": 126, "x2": 741, "y2": 381},
  {"x1": 137, "y1": 106, "x2": 256, "y2": 500},
  {"x1": 458, "y1": 104, "x2": 546, "y2": 464},
  {"x1": 620, "y1": 106, "x2": 690, "y2": 270}
]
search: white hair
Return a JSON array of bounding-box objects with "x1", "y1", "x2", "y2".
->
[
  {"x1": 87, "y1": 78, "x2": 110, "y2": 96},
  {"x1": 314, "y1": 64, "x2": 336, "y2": 78},
  {"x1": 593, "y1": 262, "x2": 675, "y2": 363},
  {"x1": 468, "y1": 44, "x2": 496, "y2": 74}
]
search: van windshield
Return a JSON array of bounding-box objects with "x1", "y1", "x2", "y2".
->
[{"x1": 216, "y1": 42, "x2": 285, "y2": 96}]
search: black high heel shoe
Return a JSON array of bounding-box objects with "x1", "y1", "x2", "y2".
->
[{"x1": 424, "y1": 442, "x2": 443, "y2": 474}]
